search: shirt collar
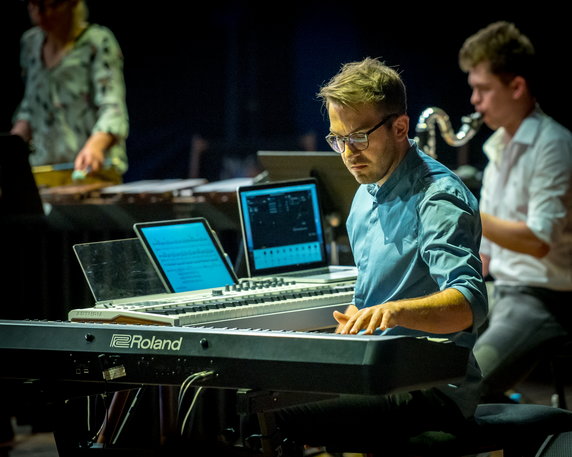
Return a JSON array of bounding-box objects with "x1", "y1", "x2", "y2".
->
[
  {"x1": 513, "y1": 106, "x2": 543, "y2": 144},
  {"x1": 483, "y1": 106, "x2": 543, "y2": 166}
]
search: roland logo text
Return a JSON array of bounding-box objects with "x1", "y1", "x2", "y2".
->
[{"x1": 110, "y1": 334, "x2": 183, "y2": 351}]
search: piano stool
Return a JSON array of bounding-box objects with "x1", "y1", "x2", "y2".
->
[{"x1": 319, "y1": 403, "x2": 572, "y2": 457}]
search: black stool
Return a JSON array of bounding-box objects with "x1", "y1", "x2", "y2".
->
[
  {"x1": 405, "y1": 403, "x2": 572, "y2": 456},
  {"x1": 323, "y1": 403, "x2": 572, "y2": 457}
]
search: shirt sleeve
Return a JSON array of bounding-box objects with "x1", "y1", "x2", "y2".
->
[
  {"x1": 527, "y1": 134, "x2": 572, "y2": 245},
  {"x1": 478, "y1": 162, "x2": 494, "y2": 257},
  {"x1": 89, "y1": 27, "x2": 129, "y2": 140},
  {"x1": 418, "y1": 182, "x2": 488, "y2": 330},
  {"x1": 12, "y1": 30, "x2": 35, "y2": 124}
]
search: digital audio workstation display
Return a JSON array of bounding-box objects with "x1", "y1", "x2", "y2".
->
[{"x1": 240, "y1": 181, "x2": 326, "y2": 272}]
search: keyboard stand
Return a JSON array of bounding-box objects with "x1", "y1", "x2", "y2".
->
[{"x1": 236, "y1": 389, "x2": 337, "y2": 457}]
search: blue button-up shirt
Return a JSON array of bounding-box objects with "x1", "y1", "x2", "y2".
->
[
  {"x1": 348, "y1": 143, "x2": 487, "y2": 334},
  {"x1": 346, "y1": 142, "x2": 488, "y2": 416}
]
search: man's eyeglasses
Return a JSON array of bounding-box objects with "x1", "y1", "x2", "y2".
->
[{"x1": 325, "y1": 113, "x2": 398, "y2": 154}]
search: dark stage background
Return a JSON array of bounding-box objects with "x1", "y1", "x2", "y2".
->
[{"x1": 1, "y1": 2, "x2": 570, "y2": 182}]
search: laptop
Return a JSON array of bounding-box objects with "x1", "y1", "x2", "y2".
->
[
  {"x1": 73, "y1": 218, "x2": 239, "y2": 308},
  {"x1": 73, "y1": 237, "x2": 168, "y2": 303},
  {"x1": 133, "y1": 217, "x2": 238, "y2": 293},
  {"x1": 237, "y1": 178, "x2": 357, "y2": 283}
]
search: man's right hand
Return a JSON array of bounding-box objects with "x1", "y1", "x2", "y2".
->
[{"x1": 334, "y1": 304, "x2": 358, "y2": 333}]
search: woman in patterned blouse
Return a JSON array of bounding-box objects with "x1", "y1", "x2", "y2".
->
[{"x1": 11, "y1": 0, "x2": 129, "y2": 187}]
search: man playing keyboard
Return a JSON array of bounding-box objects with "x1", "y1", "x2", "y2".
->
[{"x1": 272, "y1": 57, "x2": 488, "y2": 455}]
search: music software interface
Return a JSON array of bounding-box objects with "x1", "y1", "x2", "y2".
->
[
  {"x1": 140, "y1": 222, "x2": 234, "y2": 293},
  {"x1": 242, "y1": 185, "x2": 324, "y2": 270}
]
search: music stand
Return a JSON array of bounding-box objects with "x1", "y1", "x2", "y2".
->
[
  {"x1": 0, "y1": 133, "x2": 44, "y2": 222},
  {"x1": 256, "y1": 150, "x2": 358, "y2": 227}
]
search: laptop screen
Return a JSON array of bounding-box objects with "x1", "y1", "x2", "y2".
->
[
  {"x1": 74, "y1": 238, "x2": 168, "y2": 302},
  {"x1": 237, "y1": 178, "x2": 328, "y2": 277},
  {"x1": 133, "y1": 217, "x2": 238, "y2": 293},
  {"x1": 257, "y1": 150, "x2": 358, "y2": 226}
]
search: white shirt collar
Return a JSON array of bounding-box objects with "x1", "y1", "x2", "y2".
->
[{"x1": 483, "y1": 106, "x2": 543, "y2": 167}]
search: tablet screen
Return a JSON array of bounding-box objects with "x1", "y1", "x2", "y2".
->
[{"x1": 133, "y1": 218, "x2": 238, "y2": 293}]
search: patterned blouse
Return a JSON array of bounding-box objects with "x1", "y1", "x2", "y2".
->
[{"x1": 13, "y1": 24, "x2": 129, "y2": 172}]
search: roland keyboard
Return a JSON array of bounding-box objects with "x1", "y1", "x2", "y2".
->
[
  {"x1": 68, "y1": 279, "x2": 355, "y2": 330},
  {"x1": 0, "y1": 320, "x2": 469, "y2": 396}
]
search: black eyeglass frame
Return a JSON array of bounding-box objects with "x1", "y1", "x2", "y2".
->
[{"x1": 325, "y1": 113, "x2": 399, "y2": 154}]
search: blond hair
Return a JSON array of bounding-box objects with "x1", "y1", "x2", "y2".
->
[{"x1": 317, "y1": 57, "x2": 407, "y2": 115}]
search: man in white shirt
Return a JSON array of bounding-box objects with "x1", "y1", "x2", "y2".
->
[{"x1": 459, "y1": 21, "x2": 572, "y2": 402}]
